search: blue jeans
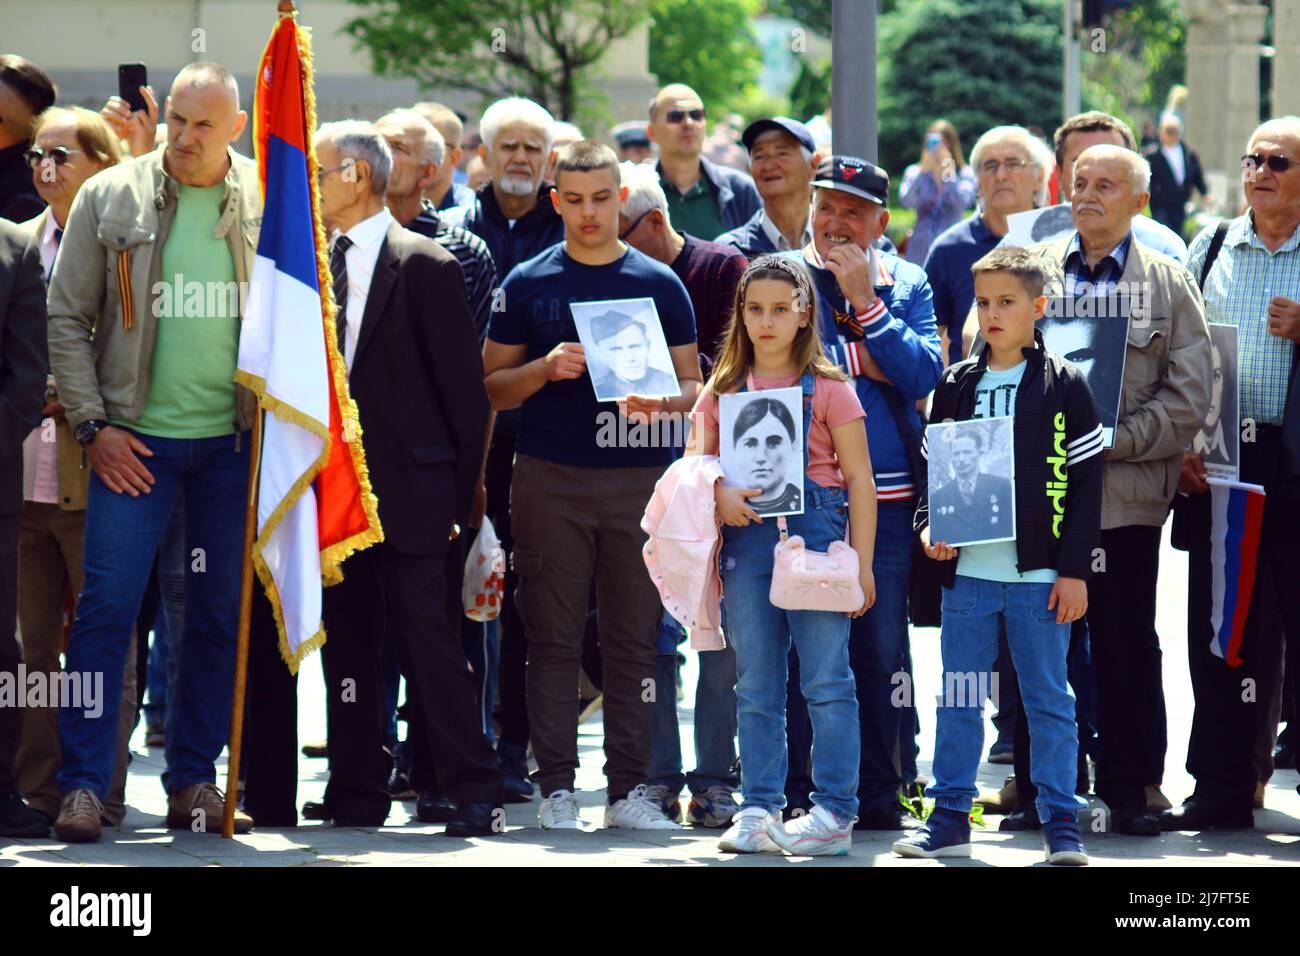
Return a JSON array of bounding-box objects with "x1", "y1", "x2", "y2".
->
[
  {"x1": 144, "y1": 493, "x2": 185, "y2": 730},
  {"x1": 648, "y1": 610, "x2": 738, "y2": 794},
  {"x1": 722, "y1": 485, "x2": 860, "y2": 823},
  {"x1": 929, "y1": 575, "x2": 1087, "y2": 821},
  {"x1": 59, "y1": 432, "x2": 248, "y2": 797}
]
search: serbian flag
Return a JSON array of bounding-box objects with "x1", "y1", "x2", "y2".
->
[
  {"x1": 236, "y1": 12, "x2": 382, "y2": 673},
  {"x1": 1207, "y1": 477, "x2": 1266, "y2": 668}
]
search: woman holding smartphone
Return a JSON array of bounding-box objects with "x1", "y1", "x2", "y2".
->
[{"x1": 899, "y1": 119, "x2": 976, "y2": 265}]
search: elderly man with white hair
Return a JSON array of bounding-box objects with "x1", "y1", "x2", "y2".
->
[
  {"x1": 443, "y1": 96, "x2": 563, "y2": 280},
  {"x1": 443, "y1": 97, "x2": 566, "y2": 806},
  {"x1": 618, "y1": 162, "x2": 746, "y2": 363},
  {"x1": 1171, "y1": 115, "x2": 1300, "y2": 832},
  {"x1": 926, "y1": 125, "x2": 1053, "y2": 366},
  {"x1": 1025, "y1": 142, "x2": 1211, "y2": 838}
]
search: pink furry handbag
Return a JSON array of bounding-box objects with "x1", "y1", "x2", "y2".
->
[{"x1": 769, "y1": 516, "x2": 863, "y2": 613}]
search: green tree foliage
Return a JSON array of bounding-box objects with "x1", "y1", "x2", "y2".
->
[
  {"x1": 788, "y1": 56, "x2": 831, "y2": 125},
  {"x1": 1080, "y1": 0, "x2": 1187, "y2": 132},
  {"x1": 648, "y1": 0, "x2": 765, "y2": 118},
  {"x1": 877, "y1": 0, "x2": 1062, "y2": 178},
  {"x1": 344, "y1": 0, "x2": 652, "y2": 122}
]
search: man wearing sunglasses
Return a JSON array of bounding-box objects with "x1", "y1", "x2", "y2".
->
[
  {"x1": 647, "y1": 84, "x2": 759, "y2": 244},
  {"x1": 1172, "y1": 116, "x2": 1300, "y2": 832},
  {"x1": 44, "y1": 61, "x2": 260, "y2": 843}
]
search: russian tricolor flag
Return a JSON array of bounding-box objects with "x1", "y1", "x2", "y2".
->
[
  {"x1": 236, "y1": 12, "x2": 382, "y2": 672},
  {"x1": 1207, "y1": 477, "x2": 1266, "y2": 667}
]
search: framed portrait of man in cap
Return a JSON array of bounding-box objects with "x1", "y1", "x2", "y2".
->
[
  {"x1": 570, "y1": 297, "x2": 681, "y2": 402},
  {"x1": 926, "y1": 417, "x2": 1016, "y2": 548}
]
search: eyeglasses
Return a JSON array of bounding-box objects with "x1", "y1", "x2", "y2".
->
[
  {"x1": 664, "y1": 108, "x2": 705, "y2": 125},
  {"x1": 23, "y1": 146, "x2": 83, "y2": 169},
  {"x1": 619, "y1": 209, "x2": 653, "y2": 240},
  {"x1": 317, "y1": 164, "x2": 349, "y2": 184},
  {"x1": 979, "y1": 158, "x2": 1029, "y2": 175},
  {"x1": 1242, "y1": 153, "x2": 1297, "y2": 174}
]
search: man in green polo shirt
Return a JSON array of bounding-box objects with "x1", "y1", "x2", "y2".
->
[{"x1": 647, "y1": 83, "x2": 760, "y2": 242}]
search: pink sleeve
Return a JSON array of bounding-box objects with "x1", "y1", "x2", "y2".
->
[
  {"x1": 820, "y1": 378, "x2": 866, "y2": 429},
  {"x1": 691, "y1": 389, "x2": 720, "y2": 435}
]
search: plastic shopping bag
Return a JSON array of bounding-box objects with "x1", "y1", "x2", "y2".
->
[{"x1": 462, "y1": 516, "x2": 505, "y2": 622}]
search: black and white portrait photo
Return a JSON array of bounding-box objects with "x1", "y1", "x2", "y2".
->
[
  {"x1": 719, "y1": 387, "x2": 805, "y2": 517},
  {"x1": 1195, "y1": 323, "x2": 1239, "y2": 480},
  {"x1": 926, "y1": 417, "x2": 1016, "y2": 547},
  {"x1": 570, "y1": 297, "x2": 681, "y2": 402},
  {"x1": 1039, "y1": 307, "x2": 1129, "y2": 446}
]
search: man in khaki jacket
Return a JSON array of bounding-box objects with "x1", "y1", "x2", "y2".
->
[
  {"x1": 1032, "y1": 145, "x2": 1211, "y2": 836},
  {"x1": 46, "y1": 62, "x2": 259, "y2": 842}
]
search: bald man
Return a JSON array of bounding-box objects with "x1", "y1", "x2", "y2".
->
[
  {"x1": 1021, "y1": 143, "x2": 1211, "y2": 837},
  {"x1": 46, "y1": 62, "x2": 260, "y2": 842},
  {"x1": 646, "y1": 83, "x2": 759, "y2": 241}
]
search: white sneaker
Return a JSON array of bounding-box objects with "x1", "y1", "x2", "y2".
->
[
  {"x1": 718, "y1": 806, "x2": 782, "y2": 853},
  {"x1": 604, "y1": 784, "x2": 684, "y2": 830},
  {"x1": 538, "y1": 789, "x2": 587, "y2": 830},
  {"x1": 766, "y1": 804, "x2": 853, "y2": 856}
]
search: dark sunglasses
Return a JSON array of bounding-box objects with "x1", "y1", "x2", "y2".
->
[
  {"x1": 664, "y1": 108, "x2": 705, "y2": 124},
  {"x1": 619, "y1": 209, "x2": 653, "y2": 240},
  {"x1": 23, "y1": 146, "x2": 83, "y2": 169},
  {"x1": 1242, "y1": 152, "x2": 1297, "y2": 174}
]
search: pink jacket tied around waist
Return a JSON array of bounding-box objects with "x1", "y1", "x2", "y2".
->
[{"x1": 641, "y1": 455, "x2": 727, "y2": 650}]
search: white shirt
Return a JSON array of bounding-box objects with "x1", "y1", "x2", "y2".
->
[
  {"x1": 1160, "y1": 142, "x2": 1185, "y2": 187},
  {"x1": 333, "y1": 207, "x2": 392, "y2": 372},
  {"x1": 758, "y1": 207, "x2": 813, "y2": 252}
]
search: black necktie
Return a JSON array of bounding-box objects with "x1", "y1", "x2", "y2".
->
[{"x1": 330, "y1": 234, "x2": 353, "y2": 355}]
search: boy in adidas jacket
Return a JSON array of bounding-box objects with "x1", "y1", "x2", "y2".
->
[{"x1": 897, "y1": 247, "x2": 1104, "y2": 865}]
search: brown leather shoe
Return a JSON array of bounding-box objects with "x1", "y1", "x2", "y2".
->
[
  {"x1": 167, "y1": 783, "x2": 253, "y2": 834},
  {"x1": 974, "y1": 776, "x2": 1017, "y2": 813},
  {"x1": 1145, "y1": 785, "x2": 1172, "y2": 813},
  {"x1": 54, "y1": 789, "x2": 104, "y2": 843}
]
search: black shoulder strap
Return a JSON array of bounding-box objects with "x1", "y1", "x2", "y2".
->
[{"x1": 1199, "y1": 220, "x2": 1230, "y2": 292}]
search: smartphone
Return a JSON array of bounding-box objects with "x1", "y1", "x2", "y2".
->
[
  {"x1": 925, "y1": 132, "x2": 943, "y2": 152},
  {"x1": 118, "y1": 62, "x2": 149, "y2": 113}
]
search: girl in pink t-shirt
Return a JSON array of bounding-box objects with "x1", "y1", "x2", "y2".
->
[{"x1": 686, "y1": 254, "x2": 877, "y2": 857}]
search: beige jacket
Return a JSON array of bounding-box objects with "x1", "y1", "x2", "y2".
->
[
  {"x1": 1035, "y1": 233, "x2": 1212, "y2": 529},
  {"x1": 46, "y1": 146, "x2": 260, "y2": 432}
]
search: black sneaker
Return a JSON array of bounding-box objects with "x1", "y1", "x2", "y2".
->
[
  {"x1": 998, "y1": 808, "x2": 1042, "y2": 832},
  {"x1": 497, "y1": 741, "x2": 535, "y2": 804},
  {"x1": 415, "y1": 791, "x2": 458, "y2": 823},
  {"x1": 0, "y1": 791, "x2": 52, "y2": 837}
]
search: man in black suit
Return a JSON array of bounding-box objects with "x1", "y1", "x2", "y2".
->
[
  {"x1": 930, "y1": 431, "x2": 1013, "y2": 546},
  {"x1": 0, "y1": 218, "x2": 52, "y2": 835},
  {"x1": 1142, "y1": 114, "x2": 1208, "y2": 240},
  {"x1": 308, "y1": 120, "x2": 503, "y2": 837}
]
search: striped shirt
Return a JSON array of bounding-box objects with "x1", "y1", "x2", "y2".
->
[
  {"x1": 1188, "y1": 214, "x2": 1300, "y2": 425},
  {"x1": 407, "y1": 200, "x2": 497, "y2": 340}
]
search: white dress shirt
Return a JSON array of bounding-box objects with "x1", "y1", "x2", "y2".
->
[
  {"x1": 758, "y1": 207, "x2": 813, "y2": 252},
  {"x1": 334, "y1": 206, "x2": 393, "y2": 372},
  {"x1": 1160, "y1": 143, "x2": 1185, "y2": 187}
]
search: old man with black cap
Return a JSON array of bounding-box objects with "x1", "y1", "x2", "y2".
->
[
  {"x1": 783, "y1": 154, "x2": 943, "y2": 830},
  {"x1": 716, "y1": 117, "x2": 820, "y2": 256}
]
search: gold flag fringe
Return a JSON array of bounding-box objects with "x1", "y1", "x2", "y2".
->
[{"x1": 241, "y1": 14, "x2": 383, "y2": 675}]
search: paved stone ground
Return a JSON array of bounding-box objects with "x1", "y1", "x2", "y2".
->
[{"x1": 3, "y1": 527, "x2": 1298, "y2": 867}]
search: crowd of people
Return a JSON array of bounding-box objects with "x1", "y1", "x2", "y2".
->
[{"x1": 0, "y1": 51, "x2": 1297, "y2": 865}]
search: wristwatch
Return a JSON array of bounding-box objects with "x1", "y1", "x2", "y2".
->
[{"x1": 74, "y1": 419, "x2": 109, "y2": 446}]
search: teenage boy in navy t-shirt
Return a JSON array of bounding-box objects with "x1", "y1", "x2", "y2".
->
[{"x1": 484, "y1": 141, "x2": 702, "y2": 831}]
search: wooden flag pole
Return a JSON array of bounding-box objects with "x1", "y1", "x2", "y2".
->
[
  {"x1": 220, "y1": 0, "x2": 295, "y2": 839},
  {"x1": 222, "y1": 402, "x2": 263, "y2": 838}
]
